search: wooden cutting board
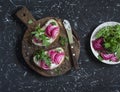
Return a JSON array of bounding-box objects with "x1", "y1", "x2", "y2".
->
[{"x1": 16, "y1": 7, "x2": 80, "y2": 77}]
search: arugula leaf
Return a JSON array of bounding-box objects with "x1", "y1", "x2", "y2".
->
[
  {"x1": 98, "y1": 55, "x2": 103, "y2": 61},
  {"x1": 35, "y1": 50, "x2": 51, "y2": 66},
  {"x1": 44, "y1": 56, "x2": 51, "y2": 66},
  {"x1": 104, "y1": 43, "x2": 111, "y2": 49},
  {"x1": 31, "y1": 24, "x2": 50, "y2": 46},
  {"x1": 51, "y1": 22, "x2": 56, "y2": 25},
  {"x1": 116, "y1": 47, "x2": 120, "y2": 59},
  {"x1": 65, "y1": 56, "x2": 69, "y2": 61},
  {"x1": 59, "y1": 36, "x2": 68, "y2": 46}
]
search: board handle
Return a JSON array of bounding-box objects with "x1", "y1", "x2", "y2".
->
[{"x1": 16, "y1": 6, "x2": 36, "y2": 27}]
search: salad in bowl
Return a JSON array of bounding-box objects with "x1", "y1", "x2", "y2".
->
[{"x1": 90, "y1": 22, "x2": 120, "y2": 65}]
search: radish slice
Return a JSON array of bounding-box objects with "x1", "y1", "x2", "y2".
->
[
  {"x1": 32, "y1": 37, "x2": 42, "y2": 46},
  {"x1": 33, "y1": 37, "x2": 41, "y2": 43},
  {"x1": 48, "y1": 50, "x2": 57, "y2": 63},
  {"x1": 48, "y1": 50, "x2": 65, "y2": 64},
  {"x1": 39, "y1": 61, "x2": 50, "y2": 70},
  {"x1": 51, "y1": 27, "x2": 59, "y2": 38},
  {"x1": 92, "y1": 37, "x2": 104, "y2": 51},
  {"x1": 100, "y1": 52, "x2": 118, "y2": 62},
  {"x1": 110, "y1": 56, "x2": 118, "y2": 62},
  {"x1": 48, "y1": 50, "x2": 55, "y2": 56},
  {"x1": 100, "y1": 53, "x2": 114, "y2": 60},
  {"x1": 45, "y1": 24, "x2": 59, "y2": 38},
  {"x1": 50, "y1": 51, "x2": 58, "y2": 62},
  {"x1": 45, "y1": 24, "x2": 55, "y2": 37},
  {"x1": 54, "y1": 53, "x2": 65, "y2": 64},
  {"x1": 33, "y1": 37, "x2": 38, "y2": 42}
]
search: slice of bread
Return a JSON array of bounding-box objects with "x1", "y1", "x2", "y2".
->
[
  {"x1": 33, "y1": 47, "x2": 65, "y2": 70},
  {"x1": 32, "y1": 19, "x2": 60, "y2": 46}
]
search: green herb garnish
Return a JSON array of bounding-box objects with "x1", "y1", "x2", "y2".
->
[
  {"x1": 31, "y1": 25, "x2": 50, "y2": 46},
  {"x1": 59, "y1": 36, "x2": 68, "y2": 46},
  {"x1": 65, "y1": 56, "x2": 69, "y2": 61},
  {"x1": 51, "y1": 22, "x2": 56, "y2": 25},
  {"x1": 98, "y1": 55, "x2": 103, "y2": 61},
  {"x1": 96, "y1": 24, "x2": 120, "y2": 53},
  {"x1": 35, "y1": 50, "x2": 51, "y2": 66},
  {"x1": 28, "y1": 19, "x2": 33, "y2": 24},
  {"x1": 116, "y1": 48, "x2": 120, "y2": 59}
]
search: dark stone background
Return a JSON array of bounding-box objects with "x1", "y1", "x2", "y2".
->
[{"x1": 0, "y1": 0, "x2": 120, "y2": 92}]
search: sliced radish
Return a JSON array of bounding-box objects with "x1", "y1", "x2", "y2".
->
[
  {"x1": 54, "y1": 53, "x2": 65, "y2": 64},
  {"x1": 51, "y1": 27, "x2": 59, "y2": 38},
  {"x1": 32, "y1": 37, "x2": 43, "y2": 46},
  {"x1": 92, "y1": 37, "x2": 104, "y2": 51},
  {"x1": 110, "y1": 56, "x2": 118, "y2": 62},
  {"x1": 50, "y1": 52, "x2": 58, "y2": 62},
  {"x1": 48, "y1": 50, "x2": 55, "y2": 56},
  {"x1": 33, "y1": 37, "x2": 39, "y2": 43},
  {"x1": 48, "y1": 50, "x2": 58, "y2": 63},
  {"x1": 100, "y1": 53, "x2": 114, "y2": 60},
  {"x1": 39, "y1": 61, "x2": 50, "y2": 70},
  {"x1": 45, "y1": 24, "x2": 59, "y2": 38},
  {"x1": 45, "y1": 24, "x2": 54, "y2": 37}
]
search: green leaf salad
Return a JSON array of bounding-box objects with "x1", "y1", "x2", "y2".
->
[{"x1": 92, "y1": 24, "x2": 120, "y2": 62}]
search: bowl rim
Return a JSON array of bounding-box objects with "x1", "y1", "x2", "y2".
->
[{"x1": 90, "y1": 21, "x2": 120, "y2": 65}]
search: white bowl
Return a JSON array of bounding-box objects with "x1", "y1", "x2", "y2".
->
[{"x1": 90, "y1": 21, "x2": 120, "y2": 65}]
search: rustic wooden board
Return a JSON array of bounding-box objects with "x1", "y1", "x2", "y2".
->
[{"x1": 16, "y1": 7, "x2": 80, "y2": 77}]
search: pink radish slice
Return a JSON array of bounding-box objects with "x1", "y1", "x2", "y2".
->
[
  {"x1": 50, "y1": 52, "x2": 58, "y2": 62},
  {"x1": 33, "y1": 37, "x2": 42, "y2": 43},
  {"x1": 51, "y1": 27, "x2": 59, "y2": 38},
  {"x1": 92, "y1": 37, "x2": 104, "y2": 51},
  {"x1": 48, "y1": 50, "x2": 55, "y2": 56},
  {"x1": 110, "y1": 56, "x2": 118, "y2": 62},
  {"x1": 33, "y1": 37, "x2": 39, "y2": 42},
  {"x1": 48, "y1": 50, "x2": 58, "y2": 62},
  {"x1": 100, "y1": 53, "x2": 114, "y2": 60},
  {"x1": 54, "y1": 53, "x2": 65, "y2": 64},
  {"x1": 39, "y1": 61, "x2": 50, "y2": 70},
  {"x1": 45, "y1": 24, "x2": 55, "y2": 37}
]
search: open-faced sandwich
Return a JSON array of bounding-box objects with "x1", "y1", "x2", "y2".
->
[
  {"x1": 31, "y1": 19, "x2": 60, "y2": 46},
  {"x1": 33, "y1": 47, "x2": 65, "y2": 70}
]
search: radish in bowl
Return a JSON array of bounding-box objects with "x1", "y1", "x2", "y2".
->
[{"x1": 90, "y1": 22, "x2": 120, "y2": 65}]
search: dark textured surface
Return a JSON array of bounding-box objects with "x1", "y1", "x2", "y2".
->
[{"x1": 1, "y1": 0, "x2": 120, "y2": 92}]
